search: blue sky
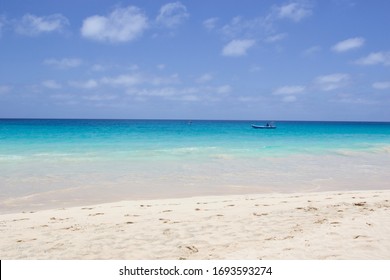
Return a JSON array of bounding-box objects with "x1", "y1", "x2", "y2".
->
[{"x1": 0, "y1": 0, "x2": 390, "y2": 121}]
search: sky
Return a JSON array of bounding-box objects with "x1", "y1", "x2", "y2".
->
[{"x1": 0, "y1": 0, "x2": 390, "y2": 121}]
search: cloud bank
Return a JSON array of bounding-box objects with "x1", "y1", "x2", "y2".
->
[
  {"x1": 332, "y1": 37, "x2": 365, "y2": 53},
  {"x1": 275, "y1": 2, "x2": 312, "y2": 22},
  {"x1": 81, "y1": 6, "x2": 148, "y2": 43},
  {"x1": 44, "y1": 58, "x2": 82, "y2": 69},
  {"x1": 156, "y1": 2, "x2": 189, "y2": 28},
  {"x1": 355, "y1": 51, "x2": 390, "y2": 66},
  {"x1": 222, "y1": 39, "x2": 255, "y2": 57},
  {"x1": 15, "y1": 13, "x2": 69, "y2": 36},
  {"x1": 315, "y1": 73, "x2": 350, "y2": 91}
]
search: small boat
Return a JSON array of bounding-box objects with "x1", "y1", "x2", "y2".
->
[{"x1": 251, "y1": 122, "x2": 276, "y2": 129}]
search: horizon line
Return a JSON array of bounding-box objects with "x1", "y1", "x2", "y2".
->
[{"x1": 1, "y1": 117, "x2": 389, "y2": 123}]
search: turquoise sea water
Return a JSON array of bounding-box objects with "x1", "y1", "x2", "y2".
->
[{"x1": 1, "y1": 119, "x2": 390, "y2": 212}]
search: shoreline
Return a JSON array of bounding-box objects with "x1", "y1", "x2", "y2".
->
[
  {"x1": 1, "y1": 189, "x2": 389, "y2": 259},
  {"x1": 3, "y1": 148, "x2": 390, "y2": 215}
]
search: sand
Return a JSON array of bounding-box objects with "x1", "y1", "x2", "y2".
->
[{"x1": 0, "y1": 190, "x2": 389, "y2": 259}]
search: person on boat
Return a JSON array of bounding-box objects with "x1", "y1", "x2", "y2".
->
[{"x1": 266, "y1": 123, "x2": 270, "y2": 127}]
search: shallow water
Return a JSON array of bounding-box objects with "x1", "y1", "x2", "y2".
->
[{"x1": 1, "y1": 119, "x2": 390, "y2": 212}]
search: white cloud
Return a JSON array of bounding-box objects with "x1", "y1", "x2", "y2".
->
[
  {"x1": 282, "y1": 95, "x2": 297, "y2": 102},
  {"x1": 15, "y1": 13, "x2": 69, "y2": 36},
  {"x1": 83, "y1": 94, "x2": 117, "y2": 101},
  {"x1": 332, "y1": 37, "x2": 365, "y2": 52},
  {"x1": 302, "y1": 45, "x2": 322, "y2": 57},
  {"x1": 133, "y1": 87, "x2": 179, "y2": 97},
  {"x1": 275, "y1": 2, "x2": 312, "y2": 22},
  {"x1": 81, "y1": 6, "x2": 148, "y2": 43},
  {"x1": 221, "y1": 16, "x2": 265, "y2": 39},
  {"x1": 156, "y1": 2, "x2": 189, "y2": 28},
  {"x1": 237, "y1": 96, "x2": 265, "y2": 103},
  {"x1": 315, "y1": 73, "x2": 350, "y2": 91},
  {"x1": 101, "y1": 74, "x2": 144, "y2": 87},
  {"x1": 44, "y1": 58, "x2": 82, "y2": 69},
  {"x1": 126, "y1": 84, "x2": 231, "y2": 102},
  {"x1": 222, "y1": 39, "x2": 255, "y2": 57},
  {"x1": 100, "y1": 72, "x2": 180, "y2": 89},
  {"x1": 150, "y1": 74, "x2": 180, "y2": 86},
  {"x1": 355, "y1": 51, "x2": 390, "y2": 66},
  {"x1": 91, "y1": 64, "x2": 105, "y2": 72},
  {"x1": 273, "y1": 85, "x2": 304, "y2": 103},
  {"x1": 42, "y1": 80, "x2": 62, "y2": 89},
  {"x1": 196, "y1": 73, "x2": 213, "y2": 83},
  {"x1": 335, "y1": 94, "x2": 377, "y2": 105},
  {"x1": 69, "y1": 79, "x2": 99, "y2": 89},
  {"x1": 372, "y1": 82, "x2": 390, "y2": 90},
  {"x1": 203, "y1": 17, "x2": 219, "y2": 30},
  {"x1": 265, "y1": 33, "x2": 287, "y2": 43},
  {"x1": 216, "y1": 85, "x2": 232, "y2": 94},
  {"x1": 273, "y1": 85, "x2": 305, "y2": 95},
  {"x1": 210, "y1": 3, "x2": 311, "y2": 47}
]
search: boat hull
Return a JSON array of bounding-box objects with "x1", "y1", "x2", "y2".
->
[{"x1": 251, "y1": 124, "x2": 276, "y2": 129}]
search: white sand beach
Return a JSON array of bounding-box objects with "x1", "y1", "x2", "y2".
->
[{"x1": 1, "y1": 190, "x2": 389, "y2": 260}]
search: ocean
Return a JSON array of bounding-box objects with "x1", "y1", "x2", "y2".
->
[{"x1": 1, "y1": 119, "x2": 390, "y2": 213}]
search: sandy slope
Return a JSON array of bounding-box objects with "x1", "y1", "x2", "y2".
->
[{"x1": 1, "y1": 190, "x2": 389, "y2": 259}]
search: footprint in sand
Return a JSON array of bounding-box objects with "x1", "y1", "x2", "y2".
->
[
  {"x1": 282, "y1": 236, "x2": 294, "y2": 240},
  {"x1": 16, "y1": 238, "x2": 37, "y2": 243},
  {"x1": 63, "y1": 225, "x2": 81, "y2": 231},
  {"x1": 180, "y1": 245, "x2": 199, "y2": 254},
  {"x1": 12, "y1": 218, "x2": 29, "y2": 222},
  {"x1": 159, "y1": 218, "x2": 170, "y2": 224},
  {"x1": 253, "y1": 212, "x2": 268, "y2": 217},
  {"x1": 354, "y1": 235, "x2": 368, "y2": 239},
  {"x1": 187, "y1": 245, "x2": 199, "y2": 253},
  {"x1": 353, "y1": 202, "x2": 366, "y2": 206},
  {"x1": 88, "y1": 213, "x2": 104, "y2": 216},
  {"x1": 49, "y1": 217, "x2": 68, "y2": 221},
  {"x1": 314, "y1": 218, "x2": 327, "y2": 224},
  {"x1": 265, "y1": 237, "x2": 276, "y2": 241}
]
